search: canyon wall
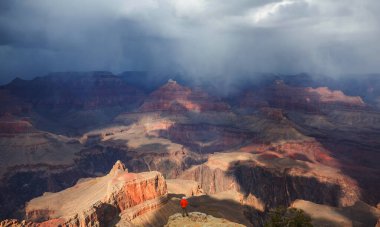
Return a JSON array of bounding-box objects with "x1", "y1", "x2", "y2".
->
[
  {"x1": 24, "y1": 161, "x2": 168, "y2": 227},
  {"x1": 180, "y1": 153, "x2": 360, "y2": 210}
]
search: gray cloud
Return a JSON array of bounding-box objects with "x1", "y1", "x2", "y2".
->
[{"x1": 0, "y1": 0, "x2": 379, "y2": 84}]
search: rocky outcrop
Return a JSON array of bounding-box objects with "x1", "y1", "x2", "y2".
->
[
  {"x1": 180, "y1": 164, "x2": 237, "y2": 194},
  {"x1": 180, "y1": 152, "x2": 360, "y2": 209},
  {"x1": 105, "y1": 165, "x2": 168, "y2": 221},
  {"x1": 306, "y1": 86, "x2": 365, "y2": 106},
  {"x1": 139, "y1": 80, "x2": 230, "y2": 113},
  {"x1": 0, "y1": 142, "x2": 133, "y2": 220},
  {"x1": 92, "y1": 116, "x2": 208, "y2": 178},
  {"x1": 232, "y1": 161, "x2": 358, "y2": 208},
  {"x1": 164, "y1": 212, "x2": 245, "y2": 227},
  {"x1": 166, "y1": 179, "x2": 204, "y2": 197},
  {"x1": 241, "y1": 81, "x2": 366, "y2": 112},
  {"x1": 0, "y1": 115, "x2": 207, "y2": 220},
  {"x1": 25, "y1": 161, "x2": 168, "y2": 226}
]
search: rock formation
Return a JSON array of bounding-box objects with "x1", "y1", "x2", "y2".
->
[
  {"x1": 164, "y1": 212, "x2": 245, "y2": 227},
  {"x1": 241, "y1": 81, "x2": 366, "y2": 112},
  {"x1": 4, "y1": 72, "x2": 145, "y2": 111},
  {"x1": 1, "y1": 73, "x2": 380, "y2": 226},
  {"x1": 0, "y1": 116, "x2": 88, "y2": 219},
  {"x1": 24, "y1": 161, "x2": 168, "y2": 226},
  {"x1": 166, "y1": 179, "x2": 204, "y2": 197},
  {"x1": 179, "y1": 152, "x2": 360, "y2": 209},
  {"x1": 158, "y1": 123, "x2": 251, "y2": 153},
  {"x1": 0, "y1": 72, "x2": 146, "y2": 135},
  {"x1": 139, "y1": 80, "x2": 230, "y2": 113}
]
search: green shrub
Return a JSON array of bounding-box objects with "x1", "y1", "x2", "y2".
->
[{"x1": 264, "y1": 206, "x2": 313, "y2": 227}]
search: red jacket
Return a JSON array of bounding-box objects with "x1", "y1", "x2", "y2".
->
[{"x1": 180, "y1": 199, "x2": 188, "y2": 208}]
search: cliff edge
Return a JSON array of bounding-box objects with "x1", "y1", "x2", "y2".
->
[
  {"x1": 24, "y1": 160, "x2": 167, "y2": 226},
  {"x1": 164, "y1": 212, "x2": 245, "y2": 227}
]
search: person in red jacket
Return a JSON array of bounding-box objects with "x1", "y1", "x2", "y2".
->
[{"x1": 180, "y1": 196, "x2": 189, "y2": 217}]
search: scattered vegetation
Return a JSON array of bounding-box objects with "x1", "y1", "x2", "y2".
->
[{"x1": 264, "y1": 206, "x2": 313, "y2": 227}]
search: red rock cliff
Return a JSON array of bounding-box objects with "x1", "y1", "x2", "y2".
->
[{"x1": 25, "y1": 161, "x2": 168, "y2": 226}]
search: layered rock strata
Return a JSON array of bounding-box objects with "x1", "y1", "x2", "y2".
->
[
  {"x1": 24, "y1": 161, "x2": 168, "y2": 226},
  {"x1": 4, "y1": 72, "x2": 145, "y2": 111},
  {"x1": 241, "y1": 81, "x2": 366, "y2": 112},
  {"x1": 166, "y1": 179, "x2": 204, "y2": 197},
  {"x1": 158, "y1": 123, "x2": 251, "y2": 153},
  {"x1": 139, "y1": 80, "x2": 230, "y2": 113},
  {"x1": 180, "y1": 152, "x2": 360, "y2": 209}
]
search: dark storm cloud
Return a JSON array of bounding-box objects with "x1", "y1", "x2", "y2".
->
[{"x1": 0, "y1": 0, "x2": 379, "y2": 84}]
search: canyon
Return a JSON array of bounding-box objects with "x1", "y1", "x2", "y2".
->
[{"x1": 0, "y1": 72, "x2": 380, "y2": 226}]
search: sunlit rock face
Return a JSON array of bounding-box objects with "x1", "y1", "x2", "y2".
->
[
  {"x1": 139, "y1": 80, "x2": 230, "y2": 113},
  {"x1": 241, "y1": 80, "x2": 366, "y2": 112},
  {"x1": 24, "y1": 161, "x2": 167, "y2": 226},
  {"x1": 164, "y1": 212, "x2": 245, "y2": 227},
  {"x1": 179, "y1": 152, "x2": 360, "y2": 208}
]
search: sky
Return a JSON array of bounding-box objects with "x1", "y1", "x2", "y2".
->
[{"x1": 0, "y1": 0, "x2": 380, "y2": 84}]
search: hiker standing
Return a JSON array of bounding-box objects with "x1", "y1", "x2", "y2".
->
[{"x1": 180, "y1": 196, "x2": 189, "y2": 217}]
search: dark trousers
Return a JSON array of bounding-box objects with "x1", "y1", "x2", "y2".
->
[{"x1": 182, "y1": 207, "x2": 189, "y2": 217}]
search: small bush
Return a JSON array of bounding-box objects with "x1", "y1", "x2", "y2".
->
[{"x1": 264, "y1": 206, "x2": 313, "y2": 227}]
